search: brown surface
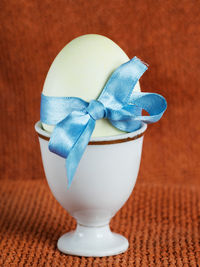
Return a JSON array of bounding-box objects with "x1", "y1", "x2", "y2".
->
[
  {"x1": 0, "y1": 180, "x2": 200, "y2": 266},
  {"x1": 0, "y1": 0, "x2": 200, "y2": 266}
]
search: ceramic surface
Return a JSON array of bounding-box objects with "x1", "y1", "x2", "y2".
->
[{"x1": 35, "y1": 121, "x2": 147, "y2": 257}]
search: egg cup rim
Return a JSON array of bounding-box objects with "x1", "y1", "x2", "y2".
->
[{"x1": 35, "y1": 121, "x2": 147, "y2": 145}]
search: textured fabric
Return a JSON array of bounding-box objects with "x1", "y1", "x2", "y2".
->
[
  {"x1": 0, "y1": 0, "x2": 200, "y2": 266},
  {"x1": 0, "y1": 0, "x2": 199, "y2": 184},
  {"x1": 0, "y1": 180, "x2": 200, "y2": 266}
]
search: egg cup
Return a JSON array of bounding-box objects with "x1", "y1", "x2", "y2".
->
[{"x1": 35, "y1": 121, "x2": 147, "y2": 257}]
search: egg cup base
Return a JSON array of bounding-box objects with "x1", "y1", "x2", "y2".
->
[{"x1": 57, "y1": 224, "x2": 128, "y2": 257}]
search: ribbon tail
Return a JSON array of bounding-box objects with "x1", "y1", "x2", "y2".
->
[
  {"x1": 49, "y1": 111, "x2": 90, "y2": 158},
  {"x1": 66, "y1": 118, "x2": 95, "y2": 187}
]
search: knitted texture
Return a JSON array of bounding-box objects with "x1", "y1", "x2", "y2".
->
[
  {"x1": 0, "y1": 0, "x2": 200, "y2": 266},
  {"x1": 0, "y1": 180, "x2": 200, "y2": 266},
  {"x1": 0, "y1": 0, "x2": 199, "y2": 184}
]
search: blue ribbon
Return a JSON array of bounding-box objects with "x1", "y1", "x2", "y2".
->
[{"x1": 40, "y1": 57, "x2": 167, "y2": 187}]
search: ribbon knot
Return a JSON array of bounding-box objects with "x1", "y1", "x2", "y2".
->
[
  {"x1": 86, "y1": 100, "x2": 106, "y2": 120},
  {"x1": 40, "y1": 57, "x2": 167, "y2": 187}
]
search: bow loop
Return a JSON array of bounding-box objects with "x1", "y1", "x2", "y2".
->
[
  {"x1": 98, "y1": 57, "x2": 148, "y2": 108},
  {"x1": 86, "y1": 100, "x2": 106, "y2": 120}
]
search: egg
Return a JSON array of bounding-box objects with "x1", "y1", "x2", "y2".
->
[{"x1": 42, "y1": 34, "x2": 140, "y2": 137}]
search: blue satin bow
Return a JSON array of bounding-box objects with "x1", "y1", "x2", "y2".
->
[{"x1": 40, "y1": 57, "x2": 167, "y2": 187}]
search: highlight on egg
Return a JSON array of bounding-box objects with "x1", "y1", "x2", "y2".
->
[{"x1": 42, "y1": 34, "x2": 140, "y2": 137}]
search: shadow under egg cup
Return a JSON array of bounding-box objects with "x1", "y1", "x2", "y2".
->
[{"x1": 35, "y1": 121, "x2": 147, "y2": 257}]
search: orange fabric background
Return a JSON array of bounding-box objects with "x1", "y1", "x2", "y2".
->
[
  {"x1": 0, "y1": 1, "x2": 200, "y2": 266},
  {"x1": 0, "y1": 0, "x2": 199, "y2": 184}
]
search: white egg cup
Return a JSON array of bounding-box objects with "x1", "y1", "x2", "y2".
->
[{"x1": 35, "y1": 121, "x2": 147, "y2": 257}]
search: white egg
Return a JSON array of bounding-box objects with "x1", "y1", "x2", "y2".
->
[{"x1": 42, "y1": 34, "x2": 140, "y2": 137}]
